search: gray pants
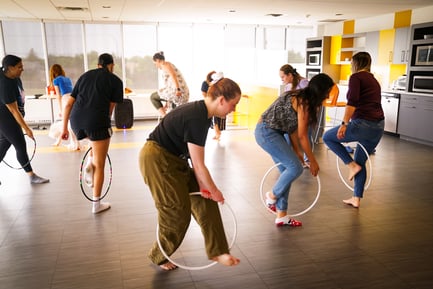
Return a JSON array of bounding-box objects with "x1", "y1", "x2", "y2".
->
[{"x1": 138, "y1": 141, "x2": 229, "y2": 265}]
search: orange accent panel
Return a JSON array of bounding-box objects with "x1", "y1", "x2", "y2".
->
[
  {"x1": 394, "y1": 10, "x2": 411, "y2": 28},
  {"x1": 343, "y1": 20, "x2": 355, "y2": 34}
]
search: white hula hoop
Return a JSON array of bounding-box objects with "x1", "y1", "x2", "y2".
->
[
  {"x1": 259, "y1": 163, "x2": 321, "y2": 217},
  {"x1": 156, "y1": 192, "x2": 237, "y2": 271},
  {"x1": 336, "y1": 142, "x2": 372, "y2": 191}
]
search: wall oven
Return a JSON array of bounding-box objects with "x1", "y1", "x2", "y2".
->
[
  {"x1": 415, "y1": 45, "x2": 433, "y2": 66},
  {"x1": 306, "y1": 68, "x2": 320, "y2": 80},
  {"x1": 307, "y1": 53, "x2": 321, "y2": 66},
  {"x1": 412, "y1": 76, "x2": 433, "y2": 93}
]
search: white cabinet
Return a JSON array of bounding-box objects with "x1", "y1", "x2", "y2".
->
[
  {"x1": 398, "y1": 93, "x2": 433, "y2": 144},
  {"x1": 393, "y1": 27, "x2": 410, "y2": 64}
]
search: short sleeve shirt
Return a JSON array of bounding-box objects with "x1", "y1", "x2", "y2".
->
[
  {"x1": 70, "y1": 68, "x2": 123, "y2": 131},
  {"x1": 53, "y1": 76, "x2": 73, "y2": 96},
  {"x1": 0, "y1": 73, "x2": 21, "y2": 121},
  {"x1": 148, "y1": 100, "x2": 211, "y2": 157}
]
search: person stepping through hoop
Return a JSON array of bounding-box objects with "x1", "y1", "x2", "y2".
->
[{"x1": 255, "y1": 74, "x2": 337, "y2": 227}]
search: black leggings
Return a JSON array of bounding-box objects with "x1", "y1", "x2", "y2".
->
[{"x1": 0, "y1": 118, "x2": 32, "y2": 172}]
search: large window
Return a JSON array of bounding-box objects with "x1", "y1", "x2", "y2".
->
[
  {"x1": 84, "y1": 23, "x2": 123, "y2": 78},
  {"x1": 191, "y1": 24, "x2": 225, "y2": 99},
  {"x1": 0, "y1": 20, "x2": 315, "y2": 101},
  {"x1": 45, "y1": 22, "x2": 84, "y2": 85},
  {"x1": 2, "y1": 21, "x2": 45, "y2": 95},
  {"x1": 157, "y1": 23, "x2": 193, "y2": 96},
  {"x1": 224, "y1": 25, "x2": 256, "y2": 85},
  {"x1": 122, "y1": 24, "x2": 158, "y2": 93}
]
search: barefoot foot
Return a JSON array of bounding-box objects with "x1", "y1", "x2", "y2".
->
[
  {"x1": 159, "y1": 261, "x2": 178, "y2": 271},
  {"x1": 348, "y1": 161, "x2": 362, "y2": 181},
  {"x1": 212, "y1": 253, "x2": 240, "y2": 266},
  {"x1": 343, "y1": 196, "x2": 360, "y2": 208}
]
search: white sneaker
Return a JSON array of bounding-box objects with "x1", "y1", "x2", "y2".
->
[
  {"x1": 92, "y1": 202, "x2": 111, "y2": 214},
  {"x1": 84, "y1": 162, "x2": 94, "y2": 187}
]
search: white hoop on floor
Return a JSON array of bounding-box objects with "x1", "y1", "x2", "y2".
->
[
  {"x1": 259, "y1": 163, "x2": 321, "y2": 217},
  {"x1": 156, "y1": 192, "x2": 237, "y2": 270},
  {"x1": 336, "y1": 142, "x2": 372, "y2": 191}
]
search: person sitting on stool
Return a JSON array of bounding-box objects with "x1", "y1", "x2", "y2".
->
[{"x1": 150, "y1": 51, "x2": 189, "y2": 117}]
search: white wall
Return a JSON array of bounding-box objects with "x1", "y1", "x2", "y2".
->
[{"x1": 411, "y1": 5, "x2": 433, "y2": 25}]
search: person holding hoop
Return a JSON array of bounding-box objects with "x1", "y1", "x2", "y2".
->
[
  {"x1": 61, "y1": 53, "x2": 123, "y2": 214},
  {"x1": 255, "y1": 73, "x2": 336, "y2": 227},
  {"x1": 323, "y1": 52, "x2": 384, "y2": 208},
  {"x1": 139, "y1": 75, "x2": 241, "y2": 271},
  {"x1": 150, "y1": 51, "x2": 189, "y2": 118},
  {"x1": 0, "y1": 55, "x2": 49, "y2": 185}
]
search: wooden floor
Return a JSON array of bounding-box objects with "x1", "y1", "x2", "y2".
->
[{"x1": 1, "y1": 120, "x2": 432, "y2": 289}]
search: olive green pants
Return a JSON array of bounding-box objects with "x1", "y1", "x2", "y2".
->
[{"x1": 138, "y1": 141, "x2": 229, "y2": 265}]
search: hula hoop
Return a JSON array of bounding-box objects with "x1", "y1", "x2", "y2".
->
[
  {"x1": 259, "y1": 163, "x2": 321, "y2": 217},
  {"x1": 79, "y1": 147, "x2": 112, "y2": 202},
  {"x1": 2, "y1": 134, "x2": 36, "y2": 170},
  {"x1": 156, "y1": 192, "x2": 237, "y2": 270},
  {"x1": 336, "y1": 142, "x2": 372, "y2": 191}
]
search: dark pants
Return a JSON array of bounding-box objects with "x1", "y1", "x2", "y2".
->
[
  {"x1": 150, "y1": 92, "x2": 176, "y2": 110},
  {"x1": 138, "y1": 141, "x2": 229, "y2": 265},
  {"x1": 0, "y1": 117, "x2": 32, "y2": 172}
]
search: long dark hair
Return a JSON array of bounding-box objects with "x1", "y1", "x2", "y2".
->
[{"x1": 295, "y1": 73, "x2": 334, "y2": 124}]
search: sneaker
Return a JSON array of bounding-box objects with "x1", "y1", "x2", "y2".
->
[
  {"x1": 84, "y1": 162, "x2": 94, "y2": 187},
  {"x1": 275, "y1": 216, "x2": 302, "y2": 227},
  {"x1": 266, "y1": 192, "x2": 276, "y2": 212},
  {"x1": 30, "y1": 174, "x2": 50, "y2": 184},
  {"x1": 92, "y1": 202, "x2": 111, "y2": 214}
]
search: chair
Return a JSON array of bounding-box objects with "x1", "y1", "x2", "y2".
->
[{"x1": 313, "y1": 84, "x2": 346, "y2": 144}]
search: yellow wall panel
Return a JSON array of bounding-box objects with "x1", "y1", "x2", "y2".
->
[{"x1": 237, "y1": 85, "x2": 279, "y2": 129}]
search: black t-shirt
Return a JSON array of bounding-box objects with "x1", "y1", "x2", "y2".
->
[
  {"x1": 148, "y1": 100, "x2": 211, "y2": 157},
  {"x1": 0, "y1": 72, "x2": 21, "y2": 122},
  {"x1": 70, "y1": 68, "x2": 123, "y2": 131}
]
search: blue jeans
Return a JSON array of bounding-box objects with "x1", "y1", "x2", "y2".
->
[
  {"x1": 322, "y1": 119, "x2": 384, "y2": 198},
  {"x1": 255, "y1": 122, "x2": 303, "y2": 211}
]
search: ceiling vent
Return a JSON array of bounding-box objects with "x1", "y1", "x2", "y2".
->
[
  {"x1": 57, "y1": 7, "x2": 88, "y2": 12},
  {"x1": 318, "y1": 19, "x2": 346, "y2": 23}
]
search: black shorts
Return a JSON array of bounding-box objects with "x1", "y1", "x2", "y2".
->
[{"x1": 74, "y1": 127, "x2": 113, "y2": 141}]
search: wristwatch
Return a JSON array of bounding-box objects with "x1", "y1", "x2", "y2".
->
[{"x1": 341, "y1": 121, "x2": 347, "y2": 126}]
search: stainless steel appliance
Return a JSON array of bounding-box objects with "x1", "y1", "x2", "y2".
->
[
  {"x1": 415, "y1": 45, "x2": 433, "y2": 66},
  {"x1": 381, "y1": 92, "x2": 400, "y2": 134},
  {"x1": 307, "y1": 53, "x2": 320, "y2": 66},
  {"x1": 306, "y1": 68, "x2": 320, "y2": 80},
  {"x1": 412, "y1": 75, "x2": 433, "y2": 93}
]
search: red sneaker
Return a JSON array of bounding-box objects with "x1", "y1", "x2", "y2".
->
[{"x1": 275, "y1": 217, "x2": 302, "y2": 227}]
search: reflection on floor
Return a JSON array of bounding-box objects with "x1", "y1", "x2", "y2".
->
[{"x1": 0, "y1": 120, "x2": 432, "y2": 289}]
